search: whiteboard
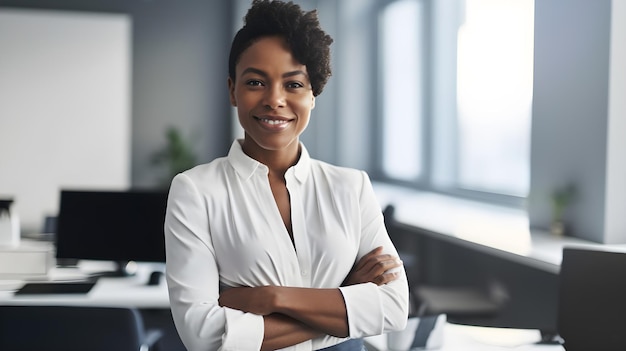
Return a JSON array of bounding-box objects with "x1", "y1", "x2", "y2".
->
[{"x1": 0, "y1": 9, "x2": 131, "y2": 234}]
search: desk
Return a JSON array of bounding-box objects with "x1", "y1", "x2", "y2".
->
[
  {"x1": 0, "y1": 260, "x2": 184, "y2": 350},
  {"x1": 0, "y1": 260, "x2": 566, "y2": 351},
  {"x1": 364, "y1": 323, "x2": 565, "y2": 351},
  {"x1": 0, "y1": 261, "x2": 169, "y2": 308}
]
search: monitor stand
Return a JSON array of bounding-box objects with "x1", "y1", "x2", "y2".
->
[{"x1": 92, "y1": 260, "x2": 138, "y2": 277}]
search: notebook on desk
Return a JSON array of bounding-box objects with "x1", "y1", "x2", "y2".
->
[
  {"x1": 15, "y1": 281, "x2": 96, "y2": 295},
  {"x1": 557, "y1": 247, "x2": 626, "y2": 351}
]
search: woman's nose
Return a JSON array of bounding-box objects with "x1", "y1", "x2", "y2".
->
[{"x1": 263, "y1": 84, "x2": 286, "y2": 110}]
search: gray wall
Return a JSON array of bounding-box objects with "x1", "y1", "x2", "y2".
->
[
  {"x1": 529, "y1": 0, "x2": 612, "y2": 242},
  {"x1": 130, "y1": 0, "x2": 232, "y2": 188}
]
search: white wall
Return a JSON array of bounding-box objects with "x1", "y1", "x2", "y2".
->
[
  {"x1": 604, "y1": 0, "x2": 626, "y2": 244},
  {"x1": 0, "y1": 9, "x2": 131, "y2": 234}
]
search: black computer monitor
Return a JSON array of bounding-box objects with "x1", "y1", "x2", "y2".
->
[{"x1": 55, "y1": 189, "x2": 168, "y2": 276}]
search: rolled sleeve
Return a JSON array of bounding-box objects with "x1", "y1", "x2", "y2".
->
[
  {"x1": 337, "y1": 172, "x2": 409, "y2": 337},
  {"x1": 221, "y1": 308, "x2": 264, "y2": 350},
  {"x1": 339, "y1": 283, "x2": 384, "y2": 337},
  {"x1": 339, "y1": 279, "x2": 408, "y2": 338}
]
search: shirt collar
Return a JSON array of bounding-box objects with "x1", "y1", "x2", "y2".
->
[{"x1": 227, "y1": 139, "x2": 311, "y2": 183}]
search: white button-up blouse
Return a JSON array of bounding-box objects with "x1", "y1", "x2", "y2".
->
[{"x1": 164, "y1": 140, "x2": 408, "y2": 351}]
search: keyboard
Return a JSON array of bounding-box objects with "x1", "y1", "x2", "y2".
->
[{"x1": 15, "y1": 281, "x2": 96, "y2": 295}]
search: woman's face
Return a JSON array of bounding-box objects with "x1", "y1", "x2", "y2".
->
[{"x1": 228, "y1": 36, "x2": 315, "y2": 155}]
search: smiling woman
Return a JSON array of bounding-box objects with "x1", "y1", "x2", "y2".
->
[
  {"x1": 228, "y1": 36, "x2": 316, "y2": 159},
  {"x1": 163, "y1": 1, "x2": 409, "y2": 350}
]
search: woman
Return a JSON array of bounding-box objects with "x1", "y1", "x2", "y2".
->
[{"x1": 164, "y1": 1, "x2": 409, "y2": 350}]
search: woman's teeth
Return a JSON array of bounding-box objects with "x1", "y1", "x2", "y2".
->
[{"x1": 260, "y1": 118, "x2": 288, "y2": 125}]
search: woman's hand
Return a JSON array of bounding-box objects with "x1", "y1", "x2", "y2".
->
[
  {"x1": 342, "y1": 246, "x2": 403, "y2": 286},
  {"x1": 218, "y1": 286, "x2": 277, "y2": 315}
]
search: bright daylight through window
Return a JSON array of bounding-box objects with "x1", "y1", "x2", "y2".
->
[
  {"x1": 379, "y1": 0, "x2": 534, "y2": 201},
  {"x1": 380, "y1": 0, "x2": 424, "y2": 181},
  {"x1": 456, "y1": 0, "x2": 534, "y2": 197}
]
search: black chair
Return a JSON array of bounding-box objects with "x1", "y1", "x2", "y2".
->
[{"x1": 0, "y1": 305, "x2": 163, "y2": 351}]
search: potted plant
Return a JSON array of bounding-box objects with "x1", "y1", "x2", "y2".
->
[
  {"x1": 151, "y1": 126, "x2": 197, "y2": 188},
  {"x1": 550, "y1": 184, "x2": 577, "y2": 237}
]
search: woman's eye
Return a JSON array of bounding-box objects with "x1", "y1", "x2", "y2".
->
[
  {"x1": 246, "y1": 80, "x2": 264, "y2": 87},
  {"x1": 286, "y1": 82, "x2": 304, "y2": 89}
]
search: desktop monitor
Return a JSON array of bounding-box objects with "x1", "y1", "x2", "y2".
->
[{"x1": 55, "y1": 189, "x2": 168, "y2": 275}]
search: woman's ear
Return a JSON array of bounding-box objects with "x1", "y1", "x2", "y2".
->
[
  {"x1": 227, "y1": 77, "x2": 237, "y2": 107},
  {"x1": 311, "y1": 95, "x2": 315, "y2": 110}
]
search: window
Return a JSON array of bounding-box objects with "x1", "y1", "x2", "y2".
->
[
  {"x1": 379, "y1": 0, "x2": 425, "y2": 181},
  {"x1": 376, "y1": 0, "x2": 534, "y2": 204}
]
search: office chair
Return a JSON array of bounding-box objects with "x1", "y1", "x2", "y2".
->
[
  {"x1": 383, "y1": 205, "x2": 505, "y2": 321},
  {"x1": 0, "y1": 305, "x2": 163, "y2": 351}
]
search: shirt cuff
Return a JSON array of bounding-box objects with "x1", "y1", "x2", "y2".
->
[
  {"x1": 339, "y1": 283, "x2": 384, "y2": 337},
  {"x1": 220, "y1": 308, "x2": 264, "y2": 350}
]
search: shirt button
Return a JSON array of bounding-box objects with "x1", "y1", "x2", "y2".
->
[{"x1": 301, "y1": 270, "x2": 308, "y2": 276}]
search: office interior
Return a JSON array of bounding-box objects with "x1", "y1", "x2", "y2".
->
[{"x1": 0, "y1": 0, "x2": 625, "y2": 350}]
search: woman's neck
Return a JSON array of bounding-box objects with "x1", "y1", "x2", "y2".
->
[{"x1": 240, "y1": 138, "x2": 301, "y2": 176}]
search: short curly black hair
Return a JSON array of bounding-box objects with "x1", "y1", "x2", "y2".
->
[{"x1": 228, "y1": 0, "x2": 333, "y2": 97}]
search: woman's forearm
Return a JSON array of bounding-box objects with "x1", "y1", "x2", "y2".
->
[
  {"x1": 219, "y1": 286, "x2": 349, "y2": 337},
  {"x1": 273, "y1": 287, "x2": 349, "y2": 337},
  {"x1": 261, "y1": 313, "x2": 323, "y2": 351}
]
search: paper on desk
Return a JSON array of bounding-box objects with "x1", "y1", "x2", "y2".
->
[
  {"x1": 49, "y1": 267, "x2": 92, "y2": 281},
  {"x1": 446, "y1": 323, "x2": 542, "y2": 347},
  {"x1": 0, "y1": 280, "x2": 23, "y2": 291}
]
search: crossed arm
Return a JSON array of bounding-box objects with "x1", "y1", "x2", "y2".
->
[{"x1": 218, "y1": 246, "x2": 403, "y2": 350}]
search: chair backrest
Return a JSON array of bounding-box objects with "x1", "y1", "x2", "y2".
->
[
  {"x1": 383, "y1": 205, "x2": 420, "y2": 285},
  {"x1": 557, "y1": 247, "x2": 626, "y2": 351},
  {"x1": 0, "y1": 305, "x2": 147, "y2": 351}
]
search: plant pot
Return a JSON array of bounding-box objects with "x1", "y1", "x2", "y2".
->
[{"x1": 550, "y1": 220, "x2": 565, "y2": 237}]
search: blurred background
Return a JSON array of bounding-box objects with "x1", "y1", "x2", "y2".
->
[{"x1": 0, "y1": 0, "x2": 624, "y2": 244}]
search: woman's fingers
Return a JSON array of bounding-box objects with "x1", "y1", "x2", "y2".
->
[
  {"x1": 360, "y1": 252, "x2": 402, "y2": 277},
  {"x1": 343, "y1": 247, "x2": 403, "y2": 286},
  {"x1": 353, "y1": 246, "x2": 384, "y2": 270},
  {"x1": 373, "y1": 272, "x2": 400, "y2": 286}
]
